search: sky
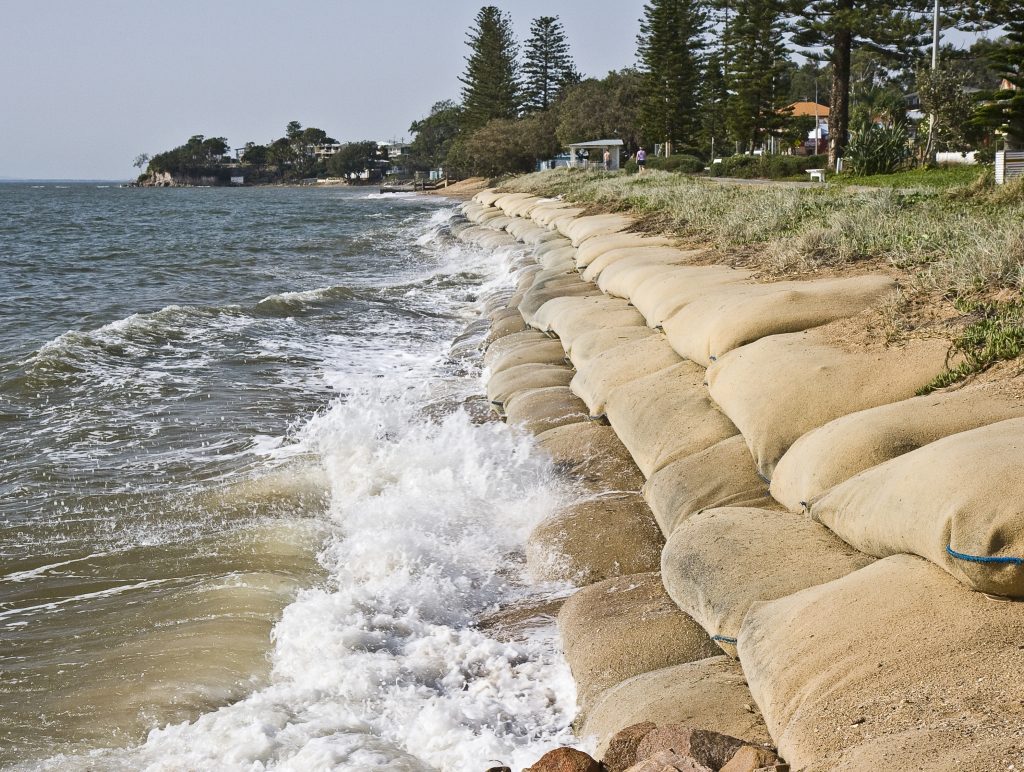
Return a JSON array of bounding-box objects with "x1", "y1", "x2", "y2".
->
[{"x1": 0, "y1": 0, "x2": 649, "y2": 180}]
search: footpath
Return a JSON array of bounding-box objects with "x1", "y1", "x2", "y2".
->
[{"x1": 450, "y1": 189, "x2": 1024, "y2": 772}]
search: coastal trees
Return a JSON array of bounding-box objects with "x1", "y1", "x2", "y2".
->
[
  {"x1": 636, "y1": 0, "x2": 708, "y2": 154},
  {"x1": 459, "y1": 6, "x2": 521, "y2": 130},
  {"x1": 977, "y1": 19, "x2": 1024, "y2": 149},
  {"x1": 787, "y1": 0, "x2": 930, "y2": 167},
  {"x1": 556, "y1": 70, "x2": 645, "y2": 151},
  {"x1": 408, "y1": 100, "x2": 464, "y2": 170},
  {"x1": 448, "y1": 112, "x2": 559, "y2": 178},
  {"x1": 521, "y1": 16, "x2": 580, "y2": 112},
  {"x1": 327, "y1": 141, "x2": 381, "y2": 177}
]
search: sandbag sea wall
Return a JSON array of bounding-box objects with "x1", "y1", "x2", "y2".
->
[{"x1": 450, "y1": 188, "x2": 1024, "y2": 770}]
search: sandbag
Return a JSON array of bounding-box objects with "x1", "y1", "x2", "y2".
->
[
  {"x1": 494, "y1": 192, "x2": 535, "y2": 214},
  {"x1": 596, "y1": 250, "x2": 707, "y2": 300},
  {"x1": 520, "y1": 223, "x2": 561, "y2": 246},
  {"x1": 532, "y1": 205, "x2": 583, "y2": 228},
  {"x1": 486, "y1": 305, "x2": 520, "y2": 324},
  {"x1": 531, "y1": 295, "x2": 628, "y2": 336},
  {"x1": 558, "y1": 572, "x2": 720, "y2": 713},
  {"x1": 535, "y1": 422, "x2": 645, "y2": 493},
  {"x1": 534, "y1": 237, "x2": 574, "y2": 257},
  {"x1": 571, "y1": 334, "x2": 682, "y2": 417},
  {"x1": 483, "y1": 335, "x2": 565, "y2": 372},
  {"x1": 663, "y1": 275, "x2": 897, "y2": 367},
  {"x1": 519, "y1": 280, "x2": 602, "y2": 326},
  {"x1": 606, "y1": 362, "x2": 738, "y2": 478},
  {"x1": 483, "y1": 214, "x2": 514, "y2": 231},
  {"x1": 567, "y1": 327, "x2": 658, "y2": 369},
  {"x1": 543, "y1": 298, "x2": 646, "y2": 351},
  {"x1": 630, "y1": 267, "x2": 754, "y2": 329},
  {"x1": 482, "y1": 330, "x2": 550, "y2": 368},
  {"x1": 508, "y1": 196, "x2": 550, "y2": 218},
  {"x1": 582, "y1": 657, "x2": 772, "y2": 757},
  {"x1": 474, "y1": 189, "x2": 502, "y2": 206},
  {"x1": 642, "y1": 436, "x2": 772, "y2": 536},
  {"x1": 770, "y1": 383, "x2": 1024, "y2": 512},
  {"x1": 811, "y1": 416, "x2": 1024, "y2": 597},
  {"x1": 504, "y1": 217, "x2": 537, "y2": 240},
  {"x1": 539, "y1": 246, "x2": 578, "y2": 269},
  {"x1": 574, "y1": 233, "x2": 673, "y2": 269},
  {"x1": 526, "y1": 492, "x2": 663, "y2": 585},
  {"x1": 483, "y1": 313, "x2": 527, "y2": 346},
  {"x1": 705, "y1": 329, "x2": 949, "y2": 480},
  {"x1": 663, "y1": 507, "x2": 874, "y2": 657},
  {"x1": 485, "y1": 363, "x2": 574, "y2": 407},
  {"x1": 561, "y1": 213, "x2": 634, "y2": 246},
  {"x1": 582, "y1": 246, "x2": 693, "y2": 284},
  {"x1": 739, "y1": 555, "x2": 1024, "y2": 770},
  {"x1": 502, "y1": 386, "x2": 588, "y2": 435}
]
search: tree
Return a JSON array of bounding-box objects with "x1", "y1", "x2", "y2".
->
[
  {"x1": 722, "y1": 0, "x2": 791, "y2": 153},
  {"x1": 447, "y1": 112, "x2": 559, "y2": 178},
  {"x1": 286, "y1": 121, "x2": 303, "y2": 141},
  {"x1": 327, "y1": 141, "x2": 381, "y2": 177},
  {"x1": 241, "y1": 143, "x2": 269, "y2": 169},
  {"x1": 133, "y1": 153, "x2": 150, "y2": 170},
  {"x1": 521, "y1": 16, "x2": 580, "y2": 112},
  {"x1": 977, "y1": 20, "x2": 1024, "y2": 149},
  {"x1": 556, "y1": 70, "x2": 646, "y2": 153},
  {"x1": 700, "y1": 53, "x2": 729, "y2": 157},
  {"x1": 916, "y1": 66, "x2": 977, "y2": 153},
  {"x1": 459, "y1": 6, "x2": 521, "y2": 130},
  {"x1": 408, "y1": 100, "x2": 464, "y2": 170},
  {"x1": 301, "y1": 127, "x2": 328, "y2": 147},
  {"x1": 788, "y1": 0, "x2": 930, "y2": 166},
  {"x1": 636, "y1": 0, "x2": 707, "y2": 154}
]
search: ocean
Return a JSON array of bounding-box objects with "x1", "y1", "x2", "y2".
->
[{"x1": 0, "y1": 184, "x2": 580, "y2": 770}]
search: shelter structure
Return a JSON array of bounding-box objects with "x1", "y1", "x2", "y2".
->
[{"x1": 566, "y1": 139, "x2": 624, "y2": 171}]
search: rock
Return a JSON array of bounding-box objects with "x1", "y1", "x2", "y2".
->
[
  {"x1": 523, "y1": 747, "x2": 603, "y2": 772},
  {"x1": 637, "y1": 726, "x2": 746, "y2": 771},
  {"x1": 623, "y1": 749, "x2": 713, "y2": 772},
  {"x1": 719, "y1": 746, "x2": 782, "y2": 772},
  {"x1": 602, "y1": 721, "x2": 657, "y2": 772}
]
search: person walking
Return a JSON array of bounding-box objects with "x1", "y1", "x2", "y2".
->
[
  {"x1": 603, "y1": 149, "x2": 611, "y2": 171},
  {"x1": 635, "y1": 147, "x2": 647, "y2": 174}
]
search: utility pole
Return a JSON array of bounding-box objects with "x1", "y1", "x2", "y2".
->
[{"x1": 924, "y1": 0, "x2": 941, "y2": 164}]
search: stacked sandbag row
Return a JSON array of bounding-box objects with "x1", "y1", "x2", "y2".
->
[
  {"x1": 454, "y1": 190, "x2": 778, "y2": 766},
  {"x1": 458, "y1": 188, "x2": 1024, "y2": 769}
]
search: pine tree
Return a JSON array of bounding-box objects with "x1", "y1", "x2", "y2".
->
[
  {"x1": 458, "y1": 6, "x2": 521, "y2": 131},
  {"x1": 637, "y1": 0, "x2": 708, "y2": 154},
  {"x1": 723, "y1": 0, "x2": 790, "y2": 153},
  {"x1": 789, "y1": 0, "x2": 930, "y2": 167},
  {"x1": 700, "y1": 53, "x2": 730, "y2": 157},
  {"x1": 978, "y1": 19, "x2": 1024, "y2": 149},
  {"x1": 522, "y1": 16, "x2": 581, "y2": 112}
]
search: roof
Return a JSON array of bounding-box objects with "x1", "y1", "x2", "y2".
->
[
  {"x1": 567, "y1": 139, "x2": 624, "y2": 148},
  {"x1": 786, "y1": 101, "x2": 830, "y2": 118}
]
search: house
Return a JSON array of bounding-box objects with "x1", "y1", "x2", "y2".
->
[{"x1": 785, "y1": 101, "x2": 829, "y2": 153}]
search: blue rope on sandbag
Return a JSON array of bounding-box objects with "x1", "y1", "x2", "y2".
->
[
  {"x1": 712, "y1": 634, "x2": 738, "y2": 644},
  {"x1": 946, "y1": 545, "x2": 1024, "y2": 566}
]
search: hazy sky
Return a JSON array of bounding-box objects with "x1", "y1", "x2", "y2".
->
[{"x1": 1, "y1": 1, "x2": 649, "y2": 180}]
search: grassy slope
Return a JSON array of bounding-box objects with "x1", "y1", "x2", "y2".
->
[{"x1": 499, "y1": 167, "x2": 1024, "y2": 388}]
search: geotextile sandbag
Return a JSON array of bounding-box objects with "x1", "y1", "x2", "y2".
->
[
  {"x1": 530, "y1": 295, "x2": 626, "y2": 335},
  {"x1": 482, "y1": 330, "x2": 550, "y2": 367},
  {"x1": 662, "y1": 507, "x2": 874, "y2": 657},
  {"x1": 484, "y1": 214, "x2": 514, "y2": 231},
  {"x1": 542, "y1": 298, "x2": 646, "y2": 351},
  {"x1": 596, "y1": 250, "x2": 708, "y2": 300},
  {"x1": 567, "y1": 327, "x2": 658, "y2": 369},
  {"x1": 483, "y1": 314, "x2": 528, "y2": 346},
  {"x1": 561, "y1": 213, "x2": 634, "y2": 246},
  {"x1": 535, "y1": 422, "x2": 645, "y2": 493},
  {"x1": 486, "y1": 338, "x2": 568, "y2": 375},
  {"x1": 575, "y1": 234, "x2": 673, "y2": 269},
  {"x1": 663, "y1": 275, "x2": 897, "y2": 367},
  {"x1": 494, "y1": 192, "x2": 534, "y2": 213},
  {"x1": 534, "y1": 237, "x2": 573, "y2": 257},
  {"x1": 582, "y1": 657, "x2": 772, "y2": 757},
  {"x1": 631, "y1": 267, "x2": 753, "y2": 329},
  {"x1": 770, "y1": 384, "x2": 1024, "y2": 512},
  {"x1": 606, "y1": 361, "x2": 738, "y2": 478},
  {"x1": 526, "y1": 492, "x2": 663, "y2": 585},
  {"x1": 485, "y1": 363, "x2": 574, "y2": 407},
  {"x1": 810, "y1": 416, "x2": 1024, "y2": 597},
  {"x1": 474, "y1": 189, "x2": 502, "y2": 206},
  {"x1": 504, "y1": 217, "x2": 537, "y2": 240},
  {"x1": 519, "y1": 280, "x2": 603, "y2": 325},
  {"x1": 571, "y1": 334, "x2": 683, "y2": 417},
  {"x1": 532, "y1": 205, "x2": 583, "y2": 228},
  {"x1": 738, "y1": 554, "x2": 1024, "y2": 770},
  {"x1": 558, "y1": 572, "x2": 720, "y2": 713},
  {"x1": 705, "y1": 330, "x2": 950, "y2": 480},
  {"x1": 642, "y1": 436, "x2": 772, "y2": 536},
  {"x1": 520, "y1": 223, "x2": 561, "y2": 246},
  {"x1": 502, "y1": 386, "x2": 589, "y2": 435},
  {"x1": 582, "y1": 246, "x2": 694, "y2": 284},
  {"x1": 508, "y1": 196, "x2": 549, "y2": 218},
  {"x1": 538, "y1": 246, "x2": 578, "y2": 269}
]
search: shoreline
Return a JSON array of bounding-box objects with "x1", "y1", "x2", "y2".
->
[{"x1": 451, "y1": 185, "x2": 1024, "y2": 770}]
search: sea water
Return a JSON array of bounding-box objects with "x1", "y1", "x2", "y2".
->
[{"x1": 0, "y1": 184, "x2": 581, "y2": 770}]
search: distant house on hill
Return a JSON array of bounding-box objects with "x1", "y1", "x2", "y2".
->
[{"x1": 785, "y1": 101, "x2": 829, "y2": 154}]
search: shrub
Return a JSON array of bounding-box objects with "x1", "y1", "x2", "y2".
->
[
  {"x1": 708, "y1": 154, "x2": 827, "y2": 179},
  {"x1": 847, "y1": 123, "x2": 911, "y2": 175},
  {"x1": 648, "y1": 154, "x2": 706, "y2": 174}
]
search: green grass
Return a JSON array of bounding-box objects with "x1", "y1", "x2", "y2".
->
[{"x1": 830, "y1": 164, "x2": 987, "y2": 191}]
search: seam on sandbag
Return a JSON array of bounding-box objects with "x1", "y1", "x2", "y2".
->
[
  {"x1": 756, "y1": 470, "x2": 771, "y2": 485},
  {"x1": 712, "y1": 634, "x2": 738, "y2": 644},
  {"x1": 946, "y1": 545, "x2": 1024, "y2": 566}
]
